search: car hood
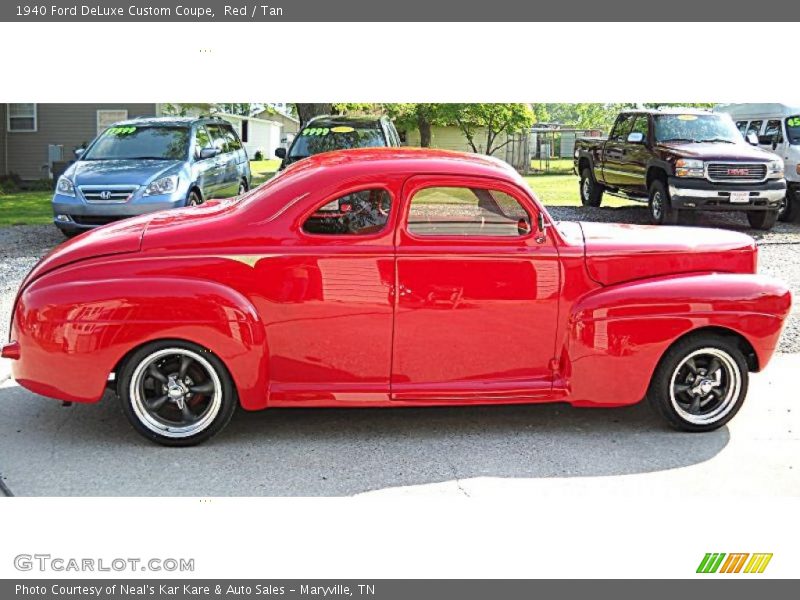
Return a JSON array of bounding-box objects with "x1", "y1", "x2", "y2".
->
[
  {"x1": 655, "y1": 142, "x2": 778, "y2": 162},
  {"x1": 20, "y1": 216, "x2": 151, "y2": 288},
  {"x1": 68, "y1": 159, "x2": 182, "y2": 186},
  {"x1": 578, "y1": 222, "x2": 757, "y2": 286}
]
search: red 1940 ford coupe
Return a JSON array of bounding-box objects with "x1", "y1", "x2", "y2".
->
[{"x1": 2, "y1": 148, "x2": 792, "y2": 445}]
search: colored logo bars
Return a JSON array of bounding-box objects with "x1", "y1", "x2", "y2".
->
[{"x1": 697, "y1": 553, "x2": 773, "y2": 574}]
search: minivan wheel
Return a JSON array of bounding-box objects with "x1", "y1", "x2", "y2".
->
[
  {"x1": 238, "y1": 180, "x2": 248, "y2": 195},
  {"x1": 118, "y1": 340, "x2": 237, "y2": 446},
  {"x1": 746, "y1": 209, "x2": 778, "y2": 231},
  {"x1": 579, "y1": 168, "x2": 603, "y2": 207},
  {"x1": 647, "y1": 333, "x2": 748, "y2": 432},
  {"x1": 648, "y1": 180, "x2": 678, "y2": 225},
  {"x1": 186, "y1": 190, "x2": 202, "y2": 207}
]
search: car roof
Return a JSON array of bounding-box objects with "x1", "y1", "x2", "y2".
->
[
  {"x1": 278, "y1": 147, "x2": 522, "y2": 182},
  {"x1": 112, "y1": 116, "x2": 229, "y2": 127},
  {"x1": 620, "y1": 108, "x2": 715, "y2": 117},
  {"x1": 305, "y1": 115, "x2": 386, "y2": 128}
]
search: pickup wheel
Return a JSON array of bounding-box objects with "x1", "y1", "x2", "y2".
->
[
  {"x1": 647, "y1": 333, "x2": 748, "y2": 432},
  {"x1": 778, "y1": 186, "x2": 800, "y2": 222},
  {"x1": 746, "y1": 209, "x2": 778, "y2": 231},
  {"x1": 580, "y1": 168, "x2": 603, "y2": 207},
  {"x1": 648, "y1": 180, "x2": 678, "y2": 225}
]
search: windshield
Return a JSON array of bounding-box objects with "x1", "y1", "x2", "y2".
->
[
  {"x1": 654, "y1": 114, "x2": 742, "y2": 144},
  {"x1": 83, "y1": 125, "x2": 190, "y2": 160},
  {"x1": 786, "y1": 116, "x2": 800, "y2": 145},
  {"x1": 288, "y1": 125, "x2": 385, "y2": 158}
]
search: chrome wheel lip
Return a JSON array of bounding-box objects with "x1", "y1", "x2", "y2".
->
[
  {"x1": 652, "y1": 191, "x2": 663, "y2": 220},
  {"x1": 130, "y1": 348, "x2": 222, "y2": 439},
  {"x1": 582, "y1": 178, "x2": 590, "y2": 202},
  {"x1": 669, "y1": 347, "x2": 741, "y2": 426}
]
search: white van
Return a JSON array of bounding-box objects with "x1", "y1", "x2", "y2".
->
[{"x1": 715, "y1": 103, "x2": 800, "y2": 222}]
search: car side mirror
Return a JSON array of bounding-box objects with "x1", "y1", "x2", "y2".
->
[
  {"x1": 199, "y1": 147, "x2": 218, "y2": 159},
  {"x1": 74, "y1": 147, "x2": 85, "y2": 158},
  {"x1": 275, "y1": 147, "x2": 287, "y2": 159},
  {"x1": 746, "y1": 132, "x2": 759, "y2": 146},
  {"x1": 626, "y1": 132, "x2": 645, "y2": 144}
]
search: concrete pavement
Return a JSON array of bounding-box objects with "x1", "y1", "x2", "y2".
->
[{"x1": 0, "y1": 354, "x2": 797, "y2": 497}]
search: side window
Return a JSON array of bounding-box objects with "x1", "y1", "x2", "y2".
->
[
  {"x1": 302, "y1": 189, "x2": 392, "y2": 236},
  {"x1": 222, "y1": 125, "x2": 243, "y2": 151},
  {"x1": 206, "y1": 124, "x2": 228, "y2": 154},
  {"x1": 407, "y1": 187, "x2": 531, "y2": 237},
  {"x1": 609, "y1": 114, "x2": 634, "y2": 142},
  {"x1": 746, "y1": 120, "x2": 763, "y2": 137},
  {"x1": 629, "y1": 116, "x2": 649, "y2": 141},
  {"x1": 763, "y1": 119, "x2": 783, "y2": 144},
  {"x1": 735, "y1": 120, "x2": 748, "y2": 136},
  {"x1": 194, "y1": 126, "x2": 212, "y2": 159}
]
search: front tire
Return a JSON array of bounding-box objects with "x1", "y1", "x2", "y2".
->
[
  {"x1": 186, "y1": 190, "x2": 202, "y2": 207},
  {"x1": 648, "y1": 179, "x2": 678, "y2": 225},
  {"x1": 778, "y1": 186, "x2": 799, "y2": 223},
  {"x1": 647, "y1": 333, "x2": 748, "y2": 432},
  {"x1": 580, "y1": 168, "x2": 603, "y2": 207},
  {"x1": 118, "y1": 340, "x2": 237, "y2": 446},
  {"x1": 746, "y1": 209, "x2": 778, "y2": 231}
]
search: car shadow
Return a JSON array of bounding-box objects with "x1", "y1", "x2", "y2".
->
[{"x1": 0, "y1": 386, "x2": 730, "y2": 496}]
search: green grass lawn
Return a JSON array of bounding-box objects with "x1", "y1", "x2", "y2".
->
[
  {"x1": 0, "y1": 190, "x2": 53, "y2": 226},
  {"x1": 0, "y1": 162, "x2": 635, "y2": 228}
]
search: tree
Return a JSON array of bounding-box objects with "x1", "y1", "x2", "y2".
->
[
  {"x1": 384, "y1": 103, "x2": 450, "y2": 147},
  {"x1": 295, "y1": 104, "x2": 334, "y2": 127},
  {"x1": 439, "y1": 103, "x2": 536, "y2": 155}
]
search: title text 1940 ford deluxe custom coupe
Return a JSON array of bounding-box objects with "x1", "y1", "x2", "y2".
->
[{"x1": 2, "y1": 149, "x2": 792, "y2": 445}]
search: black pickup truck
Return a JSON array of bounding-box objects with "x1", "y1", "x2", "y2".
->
[{"x1": 574, "y1": 109, "x2": 786, "y2": 230}]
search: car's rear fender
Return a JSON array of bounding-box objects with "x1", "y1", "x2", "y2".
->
[
  {"x1": 558, "y1": 272, "x2": 791, "y2": 406},
  {"x1": 10, "y1": 276, "x2": 269, "y2": 410}
]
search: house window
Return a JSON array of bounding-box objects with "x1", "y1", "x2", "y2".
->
[
  {"x1": 97, "y1": 109, "x2": 129, "y2": 135},
  {"x1": 241, "y1": 120, "x2": 249, "y2": 143},
  {"x1": 7, "y1": 103, "x2": 37, "y2": 132}
]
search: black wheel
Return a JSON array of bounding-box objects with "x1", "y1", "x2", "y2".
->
[
  {"x1": 118, "y1": 340, "x2": 237, "y2": 446},
  {"x1": 746, "y1": 210, "x2": 778, "y2": 231},
  {"x1": 778, "y1": 186, "x2": 800, "y2": 223},
  {"x1": 648, "y1": 179, "x2": 678, "y2": 225},
  {"x1": 648, "y1": 333, "x2": 748, "y2": 432},
  {"x1": 238, "y1": 179, "x2": 249, "y2": 195},
  {"x1": 579, "y1": 168, "x2": 603, "y2": 207},
  {"x1": 186, "y1": 190, "x2": 202, "y2": 207}
]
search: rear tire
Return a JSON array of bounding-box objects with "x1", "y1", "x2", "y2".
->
[
  {"x1": 59, "y1": 228, "x2": 81, "y2": 239},
  {"x1": 648, "y1": 179, "x2": 678, "y2": 225},
  {"x1": 580, "y1": 168, "x2": 603, "y2": 207},
  {"x1": 778, "y1": 186, "x2": 800, "y2": 223},
  {"x1": 118, "y1": 340, "x2": 237, "y2": 446},
  {"x1": 647, "y1": 333, "x2": 748, "y2": 432},
  {"x1": 746, "y1": 209, "x2": 778, "y2": 231}
]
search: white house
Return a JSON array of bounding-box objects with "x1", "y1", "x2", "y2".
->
[{"x1": 214, "y1": 113, "x2": 282, "y2": 160}]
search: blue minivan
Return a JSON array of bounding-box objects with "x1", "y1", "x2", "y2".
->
[{"x1": 53, "y1": 116, "x2": 251, "y2": 237}]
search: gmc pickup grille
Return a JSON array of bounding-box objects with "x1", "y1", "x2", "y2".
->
[
  {"x1": 706, "y1": 163, "x2": 767, "y2": 183},
  {"x1": 80, "y1": 185, "x2": 138, "y2": 203}
]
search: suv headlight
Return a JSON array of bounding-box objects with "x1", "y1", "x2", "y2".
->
[
  {"x1": 675, "y1": 159, "x2": 704, "y2": 178},
  {"x1": 768, "y1": 159, "x2": 784, "y2": 179},
  {"x1": 56, "y1": 177, "x2": 75, "y2": 197},
  {"x1": 144, "y1": 175, "x2": 179, "y2": 196}
]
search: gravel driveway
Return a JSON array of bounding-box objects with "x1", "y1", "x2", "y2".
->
[{"x1": 1, "y1": 206, "x2": 799, "y2": 350}]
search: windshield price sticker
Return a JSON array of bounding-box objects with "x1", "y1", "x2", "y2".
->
[
  {"x1": 677, "y1": 115, "x2": 698, "y2": 121},
  {"x1": 302, "y1": 126, "x2": 356, "y2": 137},
  {"x1": 787, "y1": 117, "x2": 800, "y2": 127},
  {"x1": 107, "y1": 126, "x2": 137, "y2": 136}
]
